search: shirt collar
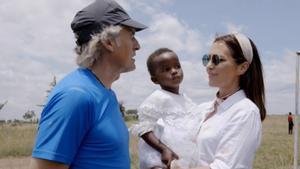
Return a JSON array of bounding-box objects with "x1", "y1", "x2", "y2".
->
[{"x1": 215, "y1": 90, "x2": 247, "y2": 113}]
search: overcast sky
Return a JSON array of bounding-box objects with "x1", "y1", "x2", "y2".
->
[{"x1": 0, "y1": 0, "x2": 299, "y2": 120}]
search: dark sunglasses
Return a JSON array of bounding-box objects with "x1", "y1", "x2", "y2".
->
[{"x1": 202, "y1": 54, "x2": 225, "y2": 66}]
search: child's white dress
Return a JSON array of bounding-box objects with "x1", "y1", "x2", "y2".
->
[{"x1": 130, "y1": 89, "x2": 202, "y2": 169}]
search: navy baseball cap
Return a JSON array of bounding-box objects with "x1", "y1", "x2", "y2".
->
[{"x1": 71, "y1": 0, "x2": 147, "y2": 45}]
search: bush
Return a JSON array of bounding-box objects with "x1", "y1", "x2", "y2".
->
[{"x1": 124, "y1": 115, "x2": 138, "y2": 121}]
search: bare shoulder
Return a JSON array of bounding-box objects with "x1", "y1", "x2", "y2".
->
[{"x1": 29, "y1": 158, "x2": 68, "y2": 169}]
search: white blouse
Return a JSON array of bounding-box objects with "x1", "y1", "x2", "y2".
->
[
  {"x1": 130, "y1": 89, "x2": 200, "y2": 169},
  {"x1": 130, "y1": 89, "x2": 197, "y2": 137},
  {"x1": 194, "y1": 90, "x2": 262, "y2": 169}
]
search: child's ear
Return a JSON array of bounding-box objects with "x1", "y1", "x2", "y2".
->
[
  {"x1": 151, "y1": 76, "x2": 159, "y2": 84},
  {"x1": 237, "y1": 62, "x2": 250, "y2": 75},
  {"x1": 101, "y1": 38, "x2": 115, "y2": 52}
]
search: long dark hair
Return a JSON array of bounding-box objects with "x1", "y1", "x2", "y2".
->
[{"x1": 214, "y1": 34, "x2": 266, "y2": 121}]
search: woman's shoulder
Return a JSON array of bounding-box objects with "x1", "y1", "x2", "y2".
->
[
  {"x1": 237, "y1": 98, "x2": 259, "y2": 112},
  {"x1": 230, "y1": 98, "x2": 260, "y2": 121}
]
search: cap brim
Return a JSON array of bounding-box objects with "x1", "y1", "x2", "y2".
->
[{"x1": 121, "y1": 19, "x2": 147, "y2": 32}]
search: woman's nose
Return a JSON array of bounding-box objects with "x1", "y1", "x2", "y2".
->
[{"x1": 206, "y1": 59, "x2": 215, "y2": 69}]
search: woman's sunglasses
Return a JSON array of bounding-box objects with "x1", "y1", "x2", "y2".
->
[{"x1": 202, "y1": 54, "x2": 225, "y2": 66}]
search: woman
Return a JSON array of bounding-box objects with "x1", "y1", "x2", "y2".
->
[{"x1": 183, "y1": 33, "x2": 266, "y2": 169}]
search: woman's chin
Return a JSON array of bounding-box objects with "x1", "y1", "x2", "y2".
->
[{"x1": 208, "y1": 81, "x2": 218, "y2": 87}]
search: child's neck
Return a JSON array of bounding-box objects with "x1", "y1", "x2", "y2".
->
[{"x1": 161, "y1": 86, "x2": 179, "y2": 95}]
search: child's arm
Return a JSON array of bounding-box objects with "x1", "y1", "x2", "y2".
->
[{"x1": 141, "y1": 131, "x2": 179, "y2": 168}]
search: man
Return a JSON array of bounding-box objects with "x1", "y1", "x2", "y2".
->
[
  {"x1": 288, "y1": 112, "x2": 294, "y2": 135},
  {"x1": 29, "y1": 0, "x2": 146, "y2": 169}
]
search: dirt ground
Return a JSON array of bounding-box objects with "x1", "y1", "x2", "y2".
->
[{"x1": 0, "y1": 156, "x2": 30, "y2": 169}]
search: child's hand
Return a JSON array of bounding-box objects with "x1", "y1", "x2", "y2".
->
[
  {"x1": 170, "y1": 160, "x2": 182, "y2": 169},
  {"x1": 161, "y1": 147, "x2": 179, "y2": 169}
]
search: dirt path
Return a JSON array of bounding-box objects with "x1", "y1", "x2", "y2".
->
[{"x1": 0, "y1": 156, "x2": 30, "y2": 169}]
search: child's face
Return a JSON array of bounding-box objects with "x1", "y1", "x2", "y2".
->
[{"x1": 152, "y1": 52, "x2": 183, "y2": 94}]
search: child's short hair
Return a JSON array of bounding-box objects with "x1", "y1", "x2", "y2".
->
[{"x1": 147, "y1": 48, "x2": 174, "y2": 76}]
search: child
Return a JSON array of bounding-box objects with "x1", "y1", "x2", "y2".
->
[{"x1": 131, "y1": 48, "x2": 201, "y2": 169}]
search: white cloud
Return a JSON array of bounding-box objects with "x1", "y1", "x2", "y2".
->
[
  {"x1": 264, "y1": 50, "x2": 296, "y2": 114},
  {"x1": 0, "y1": 0, "x2": 296, "y2": 120},
  {"x1": 143, "y1": 13, "x2": 203, "y2": 56},
  {"x1": 0, "y1": 0, "x2": 90, "y2": 119},
  {"x1": 224, "y1": 22, "x2": 248, "y2": 34}
]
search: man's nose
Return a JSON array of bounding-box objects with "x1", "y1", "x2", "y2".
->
[{"x1": 134, "y1": 37, "x2": 140, "y2": 50}]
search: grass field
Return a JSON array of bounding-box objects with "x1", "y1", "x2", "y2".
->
[
  {"x1": 0, "y1": 124, "x2": 36, "y2": 158},
  {"x1": 0, "y1": 115, "x2": 299, "y2": 169}
]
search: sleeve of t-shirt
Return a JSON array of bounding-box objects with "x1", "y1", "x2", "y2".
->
[
  {"x1": 32, "y1": 87, "x2": 95, "y2": 164},
  {"x1": 209, "y1": 108, "x2": 262, "y2": 169},
  {"x1": 130, "y1": 91, "x2": 164, "y2": 137}
]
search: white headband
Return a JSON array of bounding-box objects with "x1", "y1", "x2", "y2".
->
[{"x1": 233, "y1": 33, "x2": 253, "y2": 63}]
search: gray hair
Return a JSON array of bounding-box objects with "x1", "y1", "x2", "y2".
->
[{"x1": 75, "y1": 25, "x2": 123, "y2": 68}]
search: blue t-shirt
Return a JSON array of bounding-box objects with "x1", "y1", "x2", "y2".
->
[{"x1": 32, "y1": 68, "x2": 130, "y2": 169}]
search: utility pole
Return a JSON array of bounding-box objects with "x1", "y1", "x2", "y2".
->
[{"x1": 294, "y1": 51, "x2": 300, "y2": 169}]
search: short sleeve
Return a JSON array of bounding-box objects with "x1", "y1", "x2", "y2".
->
[
  {"x1": 32, "y1": 87, "x2": 94, "y2": 164},
  {"x1": 210, "y1": 109, "x2": 262, "y2": 169},
  {"x1": 130, "y1": 90, "x2": 167, "y2": 137},
  {"x1": 130, "y1": 104, "x2": 163, "y2": 136}
]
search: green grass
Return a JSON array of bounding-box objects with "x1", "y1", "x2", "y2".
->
[
  {"x1": 0, "y1": 116, "x2": 299, "y2": 169},
  {"x1": 253, "y1": 115, "x2": 300, "y2": 169},
  {"x1": 0, "y1": 124, "x2": 36, "y2": 158}
]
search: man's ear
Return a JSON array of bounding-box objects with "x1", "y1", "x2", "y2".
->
[
  {"x1": 151, "y1": 76, "x2": 159, "y2": 84},
  {"x1": 238, "y1": 62, "x2": 250, "y2": 75},
  {"x1": 101, "y1": 38, "x2": 115, "y2": 52}
]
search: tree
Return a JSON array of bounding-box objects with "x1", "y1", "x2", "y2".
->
[
  {"x1": 126, "y1": 109, "x2": 137, "y2": 115},
  {"x1": 46, "y1": 76, "x2": 57, "y2": 97},
  {"x1": 23, "y1": 110, "x2": 36, "y2": 122},
  {"x1": 119, "y1": 101, "x2": 125, "y2": 118},
  {"x1": 37, "y1": 76, "x2": 56, "y2": 107},
  {"x1": 124, "y1": 109, "x2": 138, "y2": 121},
  {"x1": 0, "y1": 100, "x2": 8, "y2": 111}
]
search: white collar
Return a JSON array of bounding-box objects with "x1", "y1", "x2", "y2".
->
[{"x1": 212, "y1": 90, "x2": 247, "y2": 114}]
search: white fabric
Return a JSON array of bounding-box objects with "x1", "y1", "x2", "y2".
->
[
  {"x1": 193, "y1": 90, "x2": 262, "y2": 169},
  {"x1": 130, "y1": 89, "x2": 201, "y2": 169},
  {"x1": 234, "y1": 33, "x2": 253, "y2": 63}
]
